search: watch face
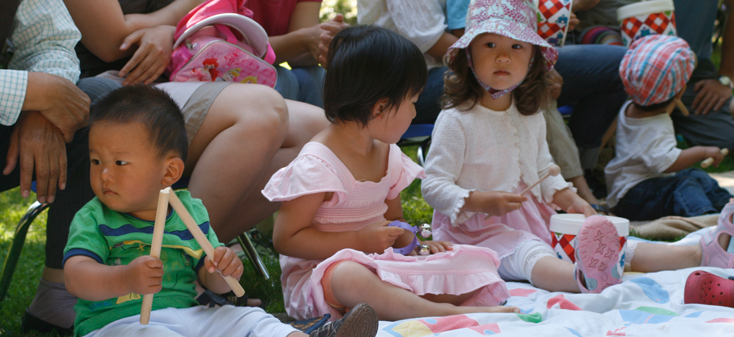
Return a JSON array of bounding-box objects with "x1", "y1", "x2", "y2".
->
[{"x1": 720, "y1": 76, "x2": 732, "y2": 86}]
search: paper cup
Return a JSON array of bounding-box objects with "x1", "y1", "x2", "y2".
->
[
  {"x1": 536, "y1": 0, "x2": 574, "y2": 47},
  {"x1": 549, "y1": 214, "x2": 629, "y2": 263},
  {"x1": 617, "y1": 0, "x2": 677, "y2": 46}
]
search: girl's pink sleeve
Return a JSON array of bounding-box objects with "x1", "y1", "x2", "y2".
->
[{"x1": 262, "y1": 154, "x2": 348, "y2": 204}]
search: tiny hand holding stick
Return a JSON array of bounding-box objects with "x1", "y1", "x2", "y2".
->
[
  {"x1": 140, "y1": 187, "x2": 170, "y2": 325},
  {"x1": 167, "y1": 190, "x2": 246, "y2": 297},
  {"x1": 140, "y1": 188, "x2": 246, "y2": 325},
  {"x1": 701, "y1": 148, "x2": 729, "y2": 168},
  {"x1": 519, "y1": 164, "x2": 561, "y2": 196}
]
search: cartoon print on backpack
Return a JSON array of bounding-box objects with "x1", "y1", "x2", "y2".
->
[{"x1": 167, "y1": 0, "x2": 278, "y2": 87}]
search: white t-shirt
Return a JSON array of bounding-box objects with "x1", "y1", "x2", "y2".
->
[
  {"x1": 604, "y1": 101, "x2": 682, "y2": 208},
  {"x1": 357, "y1": 0, "x2": 447, "y2": 69}
]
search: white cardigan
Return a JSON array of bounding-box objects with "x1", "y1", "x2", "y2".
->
[{"x1": 422, "y1": 101, "x2": 570, "y2": 225}]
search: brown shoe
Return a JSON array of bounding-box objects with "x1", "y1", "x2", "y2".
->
[{"x1": 308, "y1": 303, "x2": 378, "y2": 337}]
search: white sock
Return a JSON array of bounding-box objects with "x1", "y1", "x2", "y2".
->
[{"x1": 26, "y1": 278, "x2": 76, "y2": 328}]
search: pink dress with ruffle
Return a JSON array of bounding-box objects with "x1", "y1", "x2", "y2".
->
[{"x1": 262, "y1": 142, "x2": 510, "y2": 320}]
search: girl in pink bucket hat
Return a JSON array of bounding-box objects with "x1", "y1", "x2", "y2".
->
[{"x1": 424, "y1": 0, "x2": 734, "y2": 295}]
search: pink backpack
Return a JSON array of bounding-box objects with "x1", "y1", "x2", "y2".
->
[{"x1": 167, "y1": 0, "x2": 277, "y2": 87}]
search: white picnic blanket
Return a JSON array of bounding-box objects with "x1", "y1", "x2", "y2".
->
[{"x1": 377, "y1": 229, "x2": 734, "y2": 336}]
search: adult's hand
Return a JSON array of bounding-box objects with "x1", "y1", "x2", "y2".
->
[
  {"x1": 23, "y1": 72, "x2": 90, "y2": 142},
  {"x1": 692, "y1": 79, "x2": 733, "y2": 115},
  {"x1": 3, "y1": 112, "x2": 67, "y2": 204},
  {"x1": 568, "y1": 12, "x2": 580, "y2": 32},
  {"x1": 315, "y1": 14, "x2": 349, "y2": 68},
  {"x1": 547, "y1": 68, "x2": 564, "y2": 100},
  {"x1": 572, "y1": 0, "x2": 600, "y2": 12},
  {"x1": 118, "y1": 25, "x2": 175, "y2": 85}
]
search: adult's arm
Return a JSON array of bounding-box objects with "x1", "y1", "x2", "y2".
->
[
  {"x1": 1, "y1": 0, "x2": 82, "y2": 127},
  {"x1": 385, "y1": 0, "x2": 447, "y2": 58},
  {"x1": 719, "y1": 0, "x2": 734, "y2": 79},
  {"x1": 123, "y1": 0, "x2": 204, "y2": 31},
  {"x1": 691, "y1": 0, "x2": 734, "y2": 115},
  {"x1": 268, "y1": 1, "x2": 349, "y2": 66},
  {"x1": 63, "y1": 0, "x2": 201, "y2": 63}
]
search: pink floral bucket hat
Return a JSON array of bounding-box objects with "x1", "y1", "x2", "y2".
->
[{"x1": 447, "y1": 0, "x2": 559, "y2": 72}]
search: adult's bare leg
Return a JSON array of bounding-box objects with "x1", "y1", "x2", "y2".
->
[
  {"x1": 185, "y1": 85, "x2": 288, "y2": 241},
  {"x1": 213, "y1": 100, "x2": 328, "y2": 242}
]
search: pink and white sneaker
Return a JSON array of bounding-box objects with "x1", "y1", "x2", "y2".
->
[
  {"x1": 700, "y1": 202, "x2": 734, "y2": 268},
  {"x1": 574, "y1": 215, "x2": 623, "y2": 293}
]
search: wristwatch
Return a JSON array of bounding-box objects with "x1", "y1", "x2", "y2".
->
[{"x1": 719, "y1": 75, "x2": 734, "y2": 90}]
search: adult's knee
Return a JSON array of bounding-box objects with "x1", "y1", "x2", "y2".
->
[
  {"x1": 77, "y1": 77, "x2": 121, "y2": 105},
  {"x1": 226, "y1": 84, "x2": 289, "y2": 135}
]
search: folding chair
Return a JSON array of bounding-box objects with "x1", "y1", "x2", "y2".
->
[{"x1": 398, "y1": 123, "x2": 434, "y2": 167}]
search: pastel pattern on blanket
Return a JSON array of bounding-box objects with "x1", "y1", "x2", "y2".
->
[
  {"x1": 630, "y1": 277, "x2": 670, "y2": 303},
  {"x1": 382, "y1": 315, "x2": 501, "y2": 336}
]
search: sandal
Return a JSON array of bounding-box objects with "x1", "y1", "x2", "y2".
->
[
  {"x1": 290, "y1": 314, "x2": 331, "y2": 334},
  {"x1": 684, "y1": 270, "x2": 734, "y2": 307},
  {"x1": 196, "y1": 289, "x2": 269, "y2": 309},
  {"x1": 574, "y1": 215, "x2": 623, "y2": 293},
  {"x1": 590, "y1": 204, "x2": 609, "y2": 215},
  {"x1": 700, "y1": 202, "x2": 734, "y2": 268}
]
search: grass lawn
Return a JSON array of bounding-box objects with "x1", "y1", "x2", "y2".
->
[{"x1": 1, "y1": 1, "x2": 732, "y2": 333}]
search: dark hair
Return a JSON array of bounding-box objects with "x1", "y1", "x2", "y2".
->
[
  {"x1": 90, "y1": 85, "x2": 188, "y2": 162},
  {"x1": 635, "y1": 96, "x2": 675, "y2": 112},
  {"x1": 323, "y1": 25, "x2": 427, "y2": 126},
  {"x1": 442, "y1": 46, "x2": 549, "y2": 116}
]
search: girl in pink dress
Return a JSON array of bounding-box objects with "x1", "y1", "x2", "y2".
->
[
  {"x1": 423, "y1": 0, "x2": 734, "y2": 296},
  {"x1": 262, "y1": 26, "x2": 518, "y2": 321}
]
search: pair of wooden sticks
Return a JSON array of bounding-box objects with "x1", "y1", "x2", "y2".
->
[{"x1": 140, "y1": 187, "x2": 245, "y2": 325}]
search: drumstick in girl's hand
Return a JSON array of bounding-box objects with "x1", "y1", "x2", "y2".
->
[
  {"x1": 519, "y1": 164, "x2": 561, "y2": 195},
  {"x1": 701, "y1": 148, "x2": 729, "y2": 168},
  {"x1": 484, "y1": 164, "x2": 561, "y2": 220}
]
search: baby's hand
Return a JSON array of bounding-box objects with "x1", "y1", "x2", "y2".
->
[
  {"x1": 482, "y1": 191, "x2": 526, "y2": 217},
  {"x1": 703, "y1": 146, "x2": 727, "y2": 167},
  {"x1": 124, "y1": 255, "x2": 163, "y2": 295},
  {"x1": 565, "y1": 196, "x2": 596, "y2": 217},
  {"x1": 204, "y1": 246, "x2": 244, "y2": 281},
  {"x1": 421, "y1": 240, "x2": 454, "y2": 254},
  {"x1": 358, "y1": 220, "x2": 404, "y2": 254}
]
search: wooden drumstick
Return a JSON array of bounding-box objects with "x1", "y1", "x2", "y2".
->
[
  {"x1": 167, "y1": 191, "x2": 246, "y2": 297},
  {"x1": 701, "y1": 148, "x2": 729, "y2": 168},
  {"x1": 519, "y1": 164, "x2": 562, "y2": 195},
  {"x1": 485, "y1": 164, "x2": 561, "y2": 220},
  {"x1": 140, "y1": 187, "x2": 170, "y2": 325},
  {"x1": 675, "y1": 98, "x2": 690, "y2": 116}
]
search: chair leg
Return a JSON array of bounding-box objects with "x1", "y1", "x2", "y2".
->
[
  {"x1": 417, "y1": 136, "x2": 431, "y2": 167},
  {"x1": 0, "y1": 201, "x2": 49, "y2": 301},
  {"x1": 237, "y1": 232, "x2": 271, "y2": 281}
]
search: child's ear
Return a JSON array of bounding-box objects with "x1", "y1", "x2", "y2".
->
[
  {"x1": 161, "y1": 157, "x2": 185, "y2": 186},
  {"x1": 371, "y1": 98, "x2": 390, "y2": 119}
]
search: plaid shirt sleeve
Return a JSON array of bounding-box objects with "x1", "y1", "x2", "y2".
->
[{"x1": 0, "y1": 0, "x2": 81, "y2": 126}]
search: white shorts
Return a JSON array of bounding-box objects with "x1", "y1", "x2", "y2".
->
[
  {"x1": 497, "y1": 239, "x2": 639, "y2": 284},
  {"x1": 497, "y1": 240, "x2": 556, "y2": 283},
  {"x1": 83, "y1": 305, "x2": 297, "y2": 337}
]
